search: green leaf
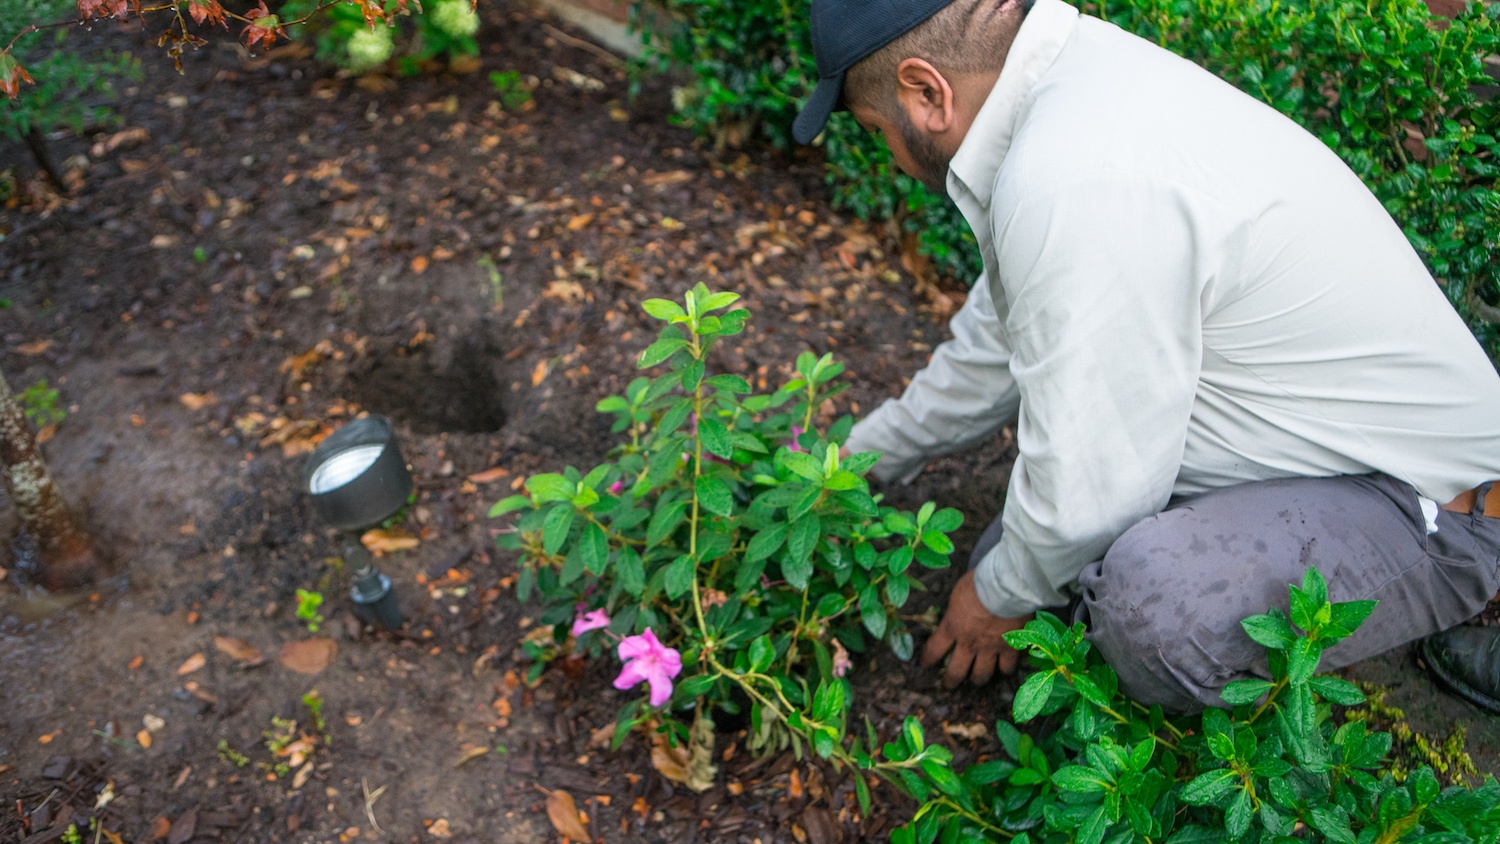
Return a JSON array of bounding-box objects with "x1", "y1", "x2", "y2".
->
[
  {"x1": 927, "y1": 507, "x2": 963, "y2": 533},
  {"x1": 1308, "y1": 806, "x2": 1356, "y2": 844},
  {"x1": 1219, "y1": 679, "x2": 1275, "y2": 707},
  {"x1": 860, "y1": 587, "x2": 887, "y2": 639},
  {"x1": 786, "y1": 513, "x2": 819, "y2": 567},
  {"x1": 646, "y1": 500, "x2": 687, "y2": 547},
  {"x1": 1165, "y1": 827, "x2": 1223, "y2": 844},
  {"x1": 781, "y1": 450, "x2": 825, "y2": 482},
  {"x1": 748, "y1": 635, "x2": 774, "y2": 672},
  {"x1": 700, "y1": 290, "x2": 741, "y2": 312},
  {"x1": 1307, "y1": 675, "x2": 1366, "y2": 706},
  {"x1": 706, "y1": 373, "x2": 751, "y2": 394},
  {"x1": 1286, "y1": 636, "x2": 1321, "y2": 685},
  {"x1": 695, "y1": 475, "x2": 734, "y2": 517},
  {"x1": 663, "y1": 554, "x2": 695, "y2": 599},
  {"x1": 919, "y1": 759, "x2": 964, "y2": 798},
  {"x1": 1225, "y1": 789, "x2": 1253, "y2": 839},
  {"x1": 616, "y1": 546, "x2": 645, "y2": 597},
  {"x1": 1052, "y1": 765, "x2": 1112, "y2": 793},
  {"x1": 525, "y1": 473, "x2": 573, "y2": 503},
  {"x1": 920, "y1": 530, "x2": 954, "y2": 555},
  {"x1": 698, "y1": 417, "x2": 733, "y2": 459},
  {"x1": 638, "y1": 336, "x2": 687, "y2": 368},
  {"x1": 542, "y1": 505, "x2": 575, "y2": 554},
  {"x1": 580, "y1": 522, "x2": 609, "y2": 575},
  {"x1": 1012, "y1": 670, "x2": 1055, "y2": 723},
  {"x1": 642, "y1": 298, "x2": 687, "y2": 322},
  {"x1": 744, "y1": 523, "x2": 788, "y2": 563},
  {"x1": 1180, "y1": 769, "x2": 1237, "y2": 805},
  {"x1": 782, "y1": 553, "x2": 813, "y2": 592},
  {"x1": 488, "y1": 494, "x2": 531, "y2": 517},
  {"x1": 1325, "y1": 599, "x2": 1378, "y2": 642},
  {"x1": 824, "y1": 470, "x2": 861, "y2": 491},
  {"x1": 1240, "y1": 612, "x2": 1297, "y2": 650},
  {"x1": 888, "y1": 628, "x2": 914, "y2": 662},
  {"x1": 1078, "y1": 805, "x2": 1109, "y2": 844},
  {"x1": 884, "y1": 574, "x2": 911, "y2": 607}
]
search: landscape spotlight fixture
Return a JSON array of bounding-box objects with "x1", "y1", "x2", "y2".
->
[{"x1": 304, "y1": 414, "x2": 412, "y2": 631}]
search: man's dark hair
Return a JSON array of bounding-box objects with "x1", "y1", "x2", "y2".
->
[{"x1": 845, "y1": 0, "x2": 1033, "y2": 117}]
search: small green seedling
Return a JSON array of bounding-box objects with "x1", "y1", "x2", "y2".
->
[
  {"x1": 489, "y1": 70, "x2": 532, "y2": 110},
  {"x1": 20, "y1": 379, "x2": 65, "y2": 429},
  {"x1": 295, "y1": 589, "x2": 324, "y2": 633}
]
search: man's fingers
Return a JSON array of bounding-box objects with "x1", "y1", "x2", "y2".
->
[
  {"x1": 998, "y1": 643, "x2": 1020, "y2": 675},
  {"x1": 943, "y1": 643, "x2": 975, "y2": 689},
  {"x1": 969, "y1": 646, "x2": 999, "y2": 686},
  {"x1": 921, "y1": 624, "x2": 955, "y2": 668}
]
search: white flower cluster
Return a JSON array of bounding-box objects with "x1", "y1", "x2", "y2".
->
[
  {"x1": 346, "y1": 26, "x2": 394, "y2": 72},
  {"x1": 430, "y1": 0, "x2": 480, "y2": 38}
]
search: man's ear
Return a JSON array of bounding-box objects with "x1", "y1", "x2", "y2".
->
[{"x1": 894, "y1": 58, "x2": 955, "y2": 134}]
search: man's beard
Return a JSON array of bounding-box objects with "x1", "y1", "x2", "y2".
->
[{"x1": 896, "y1": 112, "x2": 952, "y2": 194}]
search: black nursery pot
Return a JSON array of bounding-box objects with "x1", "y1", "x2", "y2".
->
[{"x1": 304, "y1": 414, "x2": 413, "y2": 531}]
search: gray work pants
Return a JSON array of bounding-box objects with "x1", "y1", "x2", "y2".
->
[{"x1": 969, "y1": 474, "x2": 1500, "y2": 712}]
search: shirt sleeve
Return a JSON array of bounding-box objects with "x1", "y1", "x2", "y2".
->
[
  {"x1": 845, "y1": 274, "x2": 1022, "y2": 483},
  {"x1": 971, "y1": 172, "x2": 1220, "y2": 617}
]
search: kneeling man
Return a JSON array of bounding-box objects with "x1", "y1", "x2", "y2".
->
[{"x1": 793, "y1": 0, "x2": 1500, "y2": 711}]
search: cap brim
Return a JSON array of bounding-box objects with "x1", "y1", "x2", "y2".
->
[{"x1": 793, "y1": 73, "x2": 844, "y2": 145}]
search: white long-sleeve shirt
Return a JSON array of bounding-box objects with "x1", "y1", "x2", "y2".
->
[{"x1": 845, "y1": 0, "x2": 1500, "y2": 618}]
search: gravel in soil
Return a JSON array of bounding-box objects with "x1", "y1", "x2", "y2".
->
[{"x1": 1, "y1": 2, "x2": 1496, "y2": 841}]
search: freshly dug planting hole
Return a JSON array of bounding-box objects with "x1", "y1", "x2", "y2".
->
[{"x1": 345, "y1": 343, "x2": 507, "y2": 434}]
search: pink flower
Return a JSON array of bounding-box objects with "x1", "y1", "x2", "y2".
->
[
  {"x1": 613, "y1": 627, "x2": 682, "y2": 707},
  {"x1": 607, "y1": 480, "x2": 625, "y2": 495},
  {"x1": 787, "y1": 426, "x2": 805, "y2": 453},
  {"x1": 571, "y1": 607, "x2": 611, "y2": 637},
  {"x1": 832, "y1": 638, "x2": 853, "y2": 679}
]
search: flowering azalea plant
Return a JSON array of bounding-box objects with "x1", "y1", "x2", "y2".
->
[{"x1": 493, "y1": 284, "x2": 962, "y2": 779}]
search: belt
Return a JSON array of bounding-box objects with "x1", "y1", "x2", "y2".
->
[{"x1": 1442, "y1": 483, "x2": 1500, "y2": 518}]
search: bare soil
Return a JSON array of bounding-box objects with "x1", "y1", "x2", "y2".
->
[{"x1": 0, "y1": 3, "x2": 1495, "y2": 842}]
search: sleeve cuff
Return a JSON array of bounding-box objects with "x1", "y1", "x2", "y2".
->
[
  {"x1": 845, "y1": 401, "x2": 928, "y2": 484},
  {"x1": 970, "y1": 535, "x2": 1074, "y2": 618}
]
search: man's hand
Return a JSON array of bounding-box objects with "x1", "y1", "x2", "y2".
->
[{"x1": 921, "y1": 571, "x2": 1032, "y2": 687}]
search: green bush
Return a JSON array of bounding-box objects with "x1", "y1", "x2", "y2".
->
[
  {"x1": 280, "y1": 0, "x2": 480, "y2": 74},
  {"x1": 493, "y1": 284, "x2": 960, "y2": 763},
  {"x1": 637, "y1": 0, "x2": 1500, "y2": 359},
  {"x1": 1, "y1": 0, "x2": 138, "y2": 143},
  {"x1": 500, "y1": 290, "x2": 1500, "y2": 842}
]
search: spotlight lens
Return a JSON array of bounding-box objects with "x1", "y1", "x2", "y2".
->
[{"x1": 309, "y1": 444, "x2": 386, "y2": 494}]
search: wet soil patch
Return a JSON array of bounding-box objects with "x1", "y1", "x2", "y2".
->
[{"x1": 344, "y1": 340, "x2": 509, "y2": 435}]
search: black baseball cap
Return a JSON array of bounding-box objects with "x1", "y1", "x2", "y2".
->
[{"x1": 792, "y1": 0, "x2": 958, "y2": 144}]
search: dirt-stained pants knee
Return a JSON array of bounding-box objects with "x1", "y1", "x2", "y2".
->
[{"x1": 970, "y1": 474, "x2": 1500, "y2": 712}]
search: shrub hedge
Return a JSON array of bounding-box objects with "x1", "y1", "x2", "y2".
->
[{"x1": 636, "y1": 0, "x2": 1500, "y2": 359}]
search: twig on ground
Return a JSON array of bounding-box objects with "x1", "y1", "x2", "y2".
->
[
  {"x1": 541, "y1": 23, "x2": 625, "y2": 69},
  {"x1": 362, "y1": 778, "x2": 387, "y2": 835}
]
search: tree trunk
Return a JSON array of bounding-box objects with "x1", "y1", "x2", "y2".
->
[
  {"x1": 0, "y1": 366, "x2": 98, "y2": 590},
  {"x1": 23, "y1": 128, "x2": 67, "y2": 194}
]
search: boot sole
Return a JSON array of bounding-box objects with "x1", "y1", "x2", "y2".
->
[{"x1": 1419, "y1": 636, "x2": 1500, "y2": 716}]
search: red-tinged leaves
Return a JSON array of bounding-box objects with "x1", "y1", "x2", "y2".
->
[
  {"x1": 0, "y1": 51, "x2": 33, "y2": 100},
  {"x1": 188, "y1": 0, "x2": 227, "y2": 28},
  {"x1": 76, "y1": 0, "x2": 130, "y2": 20},
  {"x1": 242, "y1": 2, "x2": 283, "y2": 49}
]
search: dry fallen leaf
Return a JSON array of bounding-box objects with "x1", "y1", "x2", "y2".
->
[
  {"x1": 411, "y1": 255, "x2": 430, "y2": 274},
  {"x1": 943, "y1": 721, "x2": 987, "y2": 741},
  {"x1": 566, "y1": 213, "x2": 595, "y2": 231},
  {"x1": 453, "y1": 745, "x2": 490, "y2": 768},
  {"x1": 150, "y1": 816, "x2": 172, "y2": 840},
  {"x1": 176, "y1": 652, "x2": 206, "y2": 676},
  {"x1": 179, "y1": 392, "x2": 216, "y2": 411},
  {"x1": 531, "y1": 359, "x2": 549, "y2": 387},
  {"x1": 649, "y1": 738, "x2": 691, "y2": 785},
  {"x1": 279, "y1": 639, "x2": 337, "y2": 675},
  {"x1": 427, "y1": 818, "x2": 452, "y2": 838},
  {"x1": 214, "y1": 635, "x2": 263, "y2": 663},
  {"x1": 466, "y1": 466, "x2": 509, "y2": 484},
  {"x1": 361, "y1": 528, "x2": 419, "y2": 556},
  {"x1": 543, "y1": 788, "x2": 591, "y2": 842},
  {"x1": 137, "y1": 729, "x2": 153, "y2": 748},
  {"x1": 17, "y1": 339, "x2": 53, "y2": 356}
]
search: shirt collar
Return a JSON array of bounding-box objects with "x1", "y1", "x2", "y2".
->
[{"x1": 947, "y1": 0, "x2": 1080, "y2": 211}]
